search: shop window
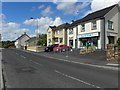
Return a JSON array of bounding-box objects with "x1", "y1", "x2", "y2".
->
[
  {"x1": 81, "y1": 24, "x2": 85, "y2": 32},
  {"x1": 108, "y1": 20, "x2": 113, "y2": 30},
  {"x1": 69, "y1": 29, "x2": 73, "y2": 35},
  {"x1": 69, "y1": 40, "x2": 73, "y2": 46},
  {"x1": 92, "y1": 21, "x2": 97, "y2": 30},
  {"x1": 59, "y1": 38, "x2": 63, "y2": 43}
]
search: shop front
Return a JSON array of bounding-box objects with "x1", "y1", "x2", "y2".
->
[{"x1": 77, "y1": 32, "x2": 100, "y2": 49}]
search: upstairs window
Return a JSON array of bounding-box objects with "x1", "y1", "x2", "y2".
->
[
  {"x1": 48, "y1": 32, "x2": 51, "y2": 37},
  {"x1": 81, "y1": 24, "x2": 85, "y2": 32},
  {"x1": 59, "y1": 30, "x2": 63, "y2": 35},
  {"x1": 92, "y1": 21, "x2": 97, "y2": 30},
  {"x1": 69, "y1": 29, "x2": 73, "y2": 35},
  {"x1": 108, "y1": 20, "x2": 113, "y2": 30},
  {"x1": 56, "y1": 30, "x2": 59, "y2": 35}
]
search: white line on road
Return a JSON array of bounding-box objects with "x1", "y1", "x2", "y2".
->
[
  {"x1": 54, "y1": 70, "x2": 104, "y2": 89},
  {"x1": 30, "y1": 60, "x2": 42, "y2": 66},
  {"x1": 43, "y1": 55, "x2": 118, "y2": 71}
]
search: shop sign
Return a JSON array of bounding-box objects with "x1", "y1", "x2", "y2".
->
[{"x1": 77, "y1": 32, "x2": 99, "y2": 38}]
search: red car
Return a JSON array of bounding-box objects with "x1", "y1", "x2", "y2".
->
[{"x1": 53, "y1": 44, "x2": 72, "y2": 52}]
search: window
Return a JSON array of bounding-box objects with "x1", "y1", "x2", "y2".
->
[
  {"x1": 59, "y1": 38, "x2": 63, "y2": 43},
  {"x1": 69, "y1": 29, "x2": 73, "y2": 35},
  {"x1": 56, "y1": 30, "x2": 63, "y2": 35},
  {"x1": 48, "y1": 32, "x2": 51, "y2": 37},
  {"x1": 108, "y1": 20, "x2": 113, "y2": 30},
  {"x1": 81, "y1": 24, "x2": 85, "y2": 32},
  {"x1": 55, "y1": 38, "x2": 58, "y2": 42},
  {"x1": 92, "y1": 21, "x2": 97, "y2": 30},
  {"x1": 48, "y1": 39, "x2": 51, "y2": 43},
  {"x1": 59, "y1": 30, "x2": 63, "y2": 35},
  {"x1": 56, "y1": 30, "x2": 59, "y2": 35}
]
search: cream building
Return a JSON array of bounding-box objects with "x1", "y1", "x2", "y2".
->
[
  {"x1": 67, "y1": 4, "x2": 120, "y2": 49},
  {"x1": 47, "y1": 23, "x2": 69, "y2": 46}
]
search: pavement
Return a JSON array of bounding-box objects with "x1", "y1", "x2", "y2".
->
[
  {"x1": 0, "y1": 48, "x2": 3, "y2": 90},
  {"x1": 27, "y1": 49, "x2": 119, "y2": 69},
  {"x1": 2, "y1": 49, "x2": 119, "y2": 88}
]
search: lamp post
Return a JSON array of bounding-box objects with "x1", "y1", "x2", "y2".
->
[
  {"x1": 30, "y1": 17, "x2": 39, "y2": 52},
  {"x1": 30, "y1": 17, "x2": 39, "y2": 44}
]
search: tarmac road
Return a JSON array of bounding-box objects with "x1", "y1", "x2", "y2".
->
[{"x1": 2, "y1": 49, "x2": 119, "y2": 89}]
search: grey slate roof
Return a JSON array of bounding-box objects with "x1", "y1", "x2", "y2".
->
[
  {"x1": 69, "y1": 4, "x2": 117, "y2": 28},
  {"x1": 16, "y1": 33, "x2": 30, "y2": 41},
  {"x1": 54, "y1": 23, "x2": 70, "y2": 30}
]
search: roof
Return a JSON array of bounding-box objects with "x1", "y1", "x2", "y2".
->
[
  {"x1": 54, "y1": 23, "x2": 70, "y2": 30},
  {"x1": 16, "y1": 33, "x2": 30, "y2": 41},
  {"x1": 49, "y1": 26, "x2": 56, "y2": 30},
  {"x1": 69, "y1": 4, "x2": 117, "y2": 28},
  {"x1": 26, "y1": 37, "x2": 36, "y2": 42}
]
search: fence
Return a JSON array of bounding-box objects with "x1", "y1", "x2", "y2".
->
[{"x1": 106, "y1": 44, "x2": 120, "y2": 62}]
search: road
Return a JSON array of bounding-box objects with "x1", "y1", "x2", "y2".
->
[{"x1": 2, "y1": 49, "x2": 119, "y2": 89}]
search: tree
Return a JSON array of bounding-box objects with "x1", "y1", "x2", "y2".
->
[
  {"x1": 117, "y1": 38, "x2": 120, "y2": 45},
  {"x1": 37, "y1": 34, "x2": 47, "y2": 46}
]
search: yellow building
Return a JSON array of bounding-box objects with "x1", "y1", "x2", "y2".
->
[
  {"x1": 47, "y1": 26, "x2": 56, "y2": 46},
  {"x1": 47, "y1": 23, "x2": 69, "y2": 46}
]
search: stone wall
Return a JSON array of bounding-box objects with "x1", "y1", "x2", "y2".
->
[{"x1": 106, "y1": 44, "x2": 120, "y2": 62}]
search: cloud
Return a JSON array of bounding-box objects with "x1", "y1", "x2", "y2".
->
[
  {"x1": 41, "y1": 6, "x2": 53, "y2": 16},
  {"x1": 91, "y1": 0, "x2": 120, "y2": 12},
  {"x1": 1, "y1": 21, "x2": 30, "y2": 41},
  {"x1": 56, "y1": 1, "x2": 91, "y2": 15},
  {"x1": 24, "y1": 17, "x2": 63, "y2": 34},
  {"x1": 38, "y1": 4, "x2": 45, "y2": 9}
]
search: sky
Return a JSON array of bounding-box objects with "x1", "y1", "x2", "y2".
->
[{"x1": 0, "y1": 0, "x2": 120, "y2": 41}]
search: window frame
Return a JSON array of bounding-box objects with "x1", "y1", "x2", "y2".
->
[
  {"x1": 81, "y1": 24, "x2": 85, "y2": 32},
  {"x1": 108, "y1": 20, "x2": 114, "y2": 30},
  {"x1": 91, "y1": 20, "x2": 97, "y2": 30}
]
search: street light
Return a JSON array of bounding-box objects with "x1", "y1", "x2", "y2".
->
[
  {"x1": 30, "y1": 17, "x2": 39, "y2": 52},
  {"x1": 30, "y1": 17, "x2": 39, "y2": 45}
]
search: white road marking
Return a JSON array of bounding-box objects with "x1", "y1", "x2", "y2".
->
[
  {"x1": 43, "y1": 55, "x2": 118, "y2": 71},
  {"x1": 30, "y1": 60, "x2": 42, "y2": 66},
  {"x1": 54, "y1": 70, "x2": 104, "y2": 89}
]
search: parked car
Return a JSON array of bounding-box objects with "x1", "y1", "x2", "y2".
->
[
  {"x1": 44, "y1": 44, "x2": 59, "y2": 52},
  {"x1": 53, "y1": 44, "x2": 72, "y2": 52}
]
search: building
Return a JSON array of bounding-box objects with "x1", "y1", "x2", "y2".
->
[
  {"x1": 15, "y1": 33, "x2": 30, "y2": 49},
  {"x1": 67, "y1": 4, "x2": 120, "y2": 49},
  {"x1": 47, "y1": 23, "x2": 69, "y2": 46},
  {"x1": 47, "y1": 4, "x2": 120, "y2": 49},
  {"x1": 47, "y1": 26, "x2": 56, "y2": 46}
]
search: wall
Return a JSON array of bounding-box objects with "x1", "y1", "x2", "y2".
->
[{"x1": 105, "y1": 6, "x2": 119, "y2": 46}]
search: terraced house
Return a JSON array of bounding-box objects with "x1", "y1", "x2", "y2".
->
[
  {"x1": 47, "y1": 4, "x2": 120, "y2": 49},
  {"x1": 47, "y1": 23, "x2": 69, "y2": 46},
  {"x1": 76, "y1": 4, "x2": 120, "y2": 49}
]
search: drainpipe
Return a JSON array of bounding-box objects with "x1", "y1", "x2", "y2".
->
[{"x1": 100, "y1": 17, "x2": 106, "y2": 50}]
